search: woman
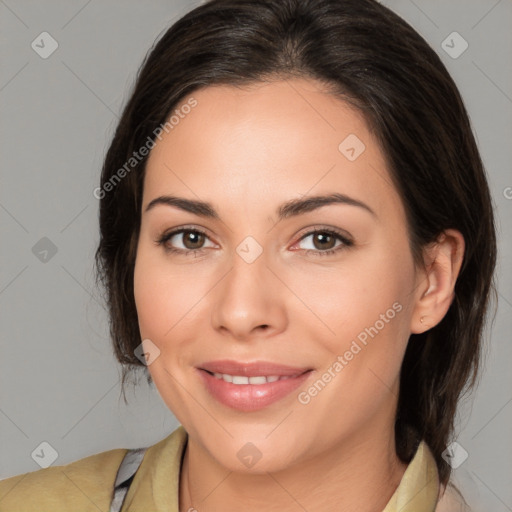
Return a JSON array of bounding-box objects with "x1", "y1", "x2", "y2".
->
[{"x1": 0, "y1": 0, "x2": 496, "y2": 511}]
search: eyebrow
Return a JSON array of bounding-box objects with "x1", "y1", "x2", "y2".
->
[{"x1": 144, "y1": 192, "x2": 376, "y2": 220}]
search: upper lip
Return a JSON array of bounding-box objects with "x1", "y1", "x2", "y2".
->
[{"x1": 198, "y1": 360, "x2": 312, "y2": 377}]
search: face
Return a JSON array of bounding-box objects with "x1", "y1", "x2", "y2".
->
[{"x1": 134, "y1": 78, "x2": 421, "y2": 473}]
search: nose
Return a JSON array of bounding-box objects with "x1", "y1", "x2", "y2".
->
[{"x1": 210, "y1": 244, "x2": 288, "y2": 342}]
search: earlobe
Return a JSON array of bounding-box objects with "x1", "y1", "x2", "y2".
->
[{"x1": 410, "y1": 229, "x2": 465, "y2": 334}]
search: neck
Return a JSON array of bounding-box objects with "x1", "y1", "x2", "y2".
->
[{"x1": 179, "y1": 422, "x2": 407, "y2": 512}]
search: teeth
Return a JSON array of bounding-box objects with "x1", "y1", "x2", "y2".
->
[
  {"x1": 211, "y1": 372, "x2": 292, "y2": 384},
  {"x1": 249, "y1": 376, "x2": 267, "y2": 385}
]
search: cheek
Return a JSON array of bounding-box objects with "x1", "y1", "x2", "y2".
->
[
  {"x1": 133, "y1": 245, "x2": 215, "y2": 349},
  {"x1": 133, "y1": 250, "x2": 195, "y2": 412},
  {"x1": 295, "y1": 262, "x2": 413, "y2": 437},
  {"x1": 296, "y1": 244, "x2": 415, "y2": 412},
  {"x1": 294, "y1": 247, "x2": 414, "y2": 348},
  {"x1": 133, "y1": 247, "x2": 177, "y2": 341}
]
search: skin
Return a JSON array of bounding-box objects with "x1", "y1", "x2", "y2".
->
[{"x1": 133, "y1": 78, "x2": 464, "y2": 512}]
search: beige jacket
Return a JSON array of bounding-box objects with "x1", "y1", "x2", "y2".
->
[{"x1": 0, "y1": 425, "x2": 471, "y2": 511}]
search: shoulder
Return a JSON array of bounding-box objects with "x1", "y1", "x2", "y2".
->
[
  {"x1": 436, "y1": 481, "x2": 473, "y2": 512},
  {"x1": 0, "y1": 446, "x2": 128, "y2": 511}
]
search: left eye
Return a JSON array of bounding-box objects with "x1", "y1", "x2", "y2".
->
[{"x1": 294, "y1": 229, "x2": 352, "y2": 254}]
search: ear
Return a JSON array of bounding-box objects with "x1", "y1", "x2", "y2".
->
[{"x1": 410, "y1": 229, "x2": 465, "y2": 334}]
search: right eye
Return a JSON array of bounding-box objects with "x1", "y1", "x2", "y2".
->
[{"x1": 155, "y1": 227, "x2": 216, "y2": 256}]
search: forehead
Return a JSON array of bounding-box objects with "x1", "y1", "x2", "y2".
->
[{"x1": 143, "y1": 78, "x2": 402, "y2": 220}]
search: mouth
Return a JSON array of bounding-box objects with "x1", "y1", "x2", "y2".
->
[{"x1": 196, "y1": 360, "x2": 314, "y2": 412}]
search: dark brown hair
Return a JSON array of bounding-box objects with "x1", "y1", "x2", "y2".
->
[{"x1": 94, "y1": 0, "x2": 497, "y2": 486}]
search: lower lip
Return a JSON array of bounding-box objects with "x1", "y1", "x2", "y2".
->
[{"x1": 197, "y1": 369, "x2": 313, "y2": 412}]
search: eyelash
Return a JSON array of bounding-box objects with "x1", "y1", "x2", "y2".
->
[{"x1": 155, "y1": 226, "x2": 354, "y2": 258}]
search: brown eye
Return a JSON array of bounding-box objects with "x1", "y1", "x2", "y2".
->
[
  {"x1": 294, "y1": 228, "x2": 353, "y2": 257},
  {"x1": 181, "y1": 230, "x2": 206, "y2": 249},
  {"x1": 311, "y1": 232, "x2": 337, "y2": 250},
  {"x1": 156, "y1": 227, "x2": 216, "y2": 256}
]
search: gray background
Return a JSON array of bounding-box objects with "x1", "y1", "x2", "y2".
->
[{"x1": 0, "y1": 0, "x2": 511, "y2": 510}]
